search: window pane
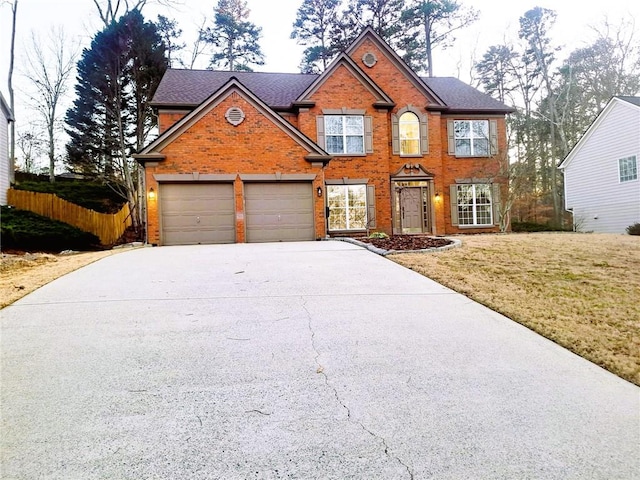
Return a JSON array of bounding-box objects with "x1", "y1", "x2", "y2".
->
[
  {"x1": 476, "y1": 205, "x2": 492, "y2": 225},
  {"x1": 346, "y1": 136, "x2": 364, "y2": 153},
  {"x1": 347, "y1": 185, "x2": 367, "y2": 229},
  {"x1": 325, "y1": 116, "x2": 343, "y2": 135},
  {"x1": 474, "y1": 139, "x2": 489, "y2": 156},
  {"x1": 472, "y1": 120, "x2": 488, "y2": 138},
  {"x1": 475, "y1": 184, "x2": 491, "y2": 203},
  {"x1": 454, "y1": 120, "x2": 470, "y2": 139},
  {"x1": 619, "y1": 156, "x2": 638, "y2": 182},
  {"x1": 345, "y1": 116, "x2": 363, "y2": 135},
  {"x1": 401, "y1": 139, "x2": 420, "y2": 155},
  {"x1": 455, "y1": 139, "x2": 471, "y2": 156},
  {"x1": 326, "y1": 136, "x2": 344, "y2": 153}
]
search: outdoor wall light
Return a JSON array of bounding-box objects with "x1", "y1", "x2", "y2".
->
[
  {"x1": 435, "y1": 192, "x2": 441, "y2": 199},
  {"x1": 148, "y1": 188, "x2": 156, "y2": 200},
  {"x1": 317, "y1": 187, "x2": 323, "y2": 197}
]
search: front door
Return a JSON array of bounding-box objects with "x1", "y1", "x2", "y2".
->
[{"x1": 401, "y1": 187, "x2": 423, "y2": 233}]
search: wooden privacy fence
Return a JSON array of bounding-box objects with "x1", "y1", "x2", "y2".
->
[{"x1": 7, "y1": 189, "x2": 132, "y2": 245}]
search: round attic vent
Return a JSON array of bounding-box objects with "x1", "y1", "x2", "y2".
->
[
  {"x1": 362, "y1": 52, "x2": 377, "y2": 68},
  {"x1": 225, "y1": 106, "x2": 245, "y2": 126}
]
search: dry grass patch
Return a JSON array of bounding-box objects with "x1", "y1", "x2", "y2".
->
[{"x1": 391, "y1": 233, "x2": 640, "y2": 386}]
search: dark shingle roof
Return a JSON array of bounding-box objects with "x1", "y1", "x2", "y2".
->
[
  {"x1": 421, "y1": 77, "x2": 515, "y2": 113},
  {"x1": 152, "y1": 69, "x2": 514, "y2": 113},
  {"x1": 151, "y1": 70, "x2": 317, "y2": 109},
  {"x1": 617, "y1": 96, "x2": 640, "y2": 107}
]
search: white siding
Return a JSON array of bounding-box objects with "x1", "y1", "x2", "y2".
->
[
  {"x1": 563, "y1": 99, "x2": 640, "y2": 233},
  {"x1": 0, "y1": 104, "x2": 9, "y2": 206}
]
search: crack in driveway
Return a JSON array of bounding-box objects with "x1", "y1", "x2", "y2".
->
[{"x1": 301, "y1": 298, "x2": 414, "y2": 479}]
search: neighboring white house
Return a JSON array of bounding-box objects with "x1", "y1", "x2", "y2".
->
[
  {"x1": 1, "y1": 92, "x2": 14, "y2": 206},
  {"x1": 559, "y1": 96, "x2": 640, "y2": 233}
]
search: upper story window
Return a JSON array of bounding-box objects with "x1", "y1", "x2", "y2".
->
[
  {"x1": 619, "y1": 155, "x2": 638, "y2": 182},
  {"x1": 392, "y1": 107, "x2": 428, "y2": 156},
  {"x1": 399, "y1": 112, "x2": 420, "y2": 155},
  {"x1": 447, "y1": 119, "x2": 497, "y2": 157},
  {"x1": 455, "y1": 120, "x2": 489, "y2": 156},
  {"x1": 325, "y1": 115, "x2": 364, "y2": 154}
]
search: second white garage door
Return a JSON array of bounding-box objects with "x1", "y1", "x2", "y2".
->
[{"x1": 245, "y1": 183, "x2": 314, "y2": 243}]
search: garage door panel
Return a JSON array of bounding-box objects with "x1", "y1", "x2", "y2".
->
[
  {"x1": 245, "y1": 183, "x2": 314, "y2": 243},
  {"x1": 160, "y1": 183, "x2": 235, "y2": 245}
]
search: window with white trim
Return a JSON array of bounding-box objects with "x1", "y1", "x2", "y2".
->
[
  {"x1": 327, "y1": 184, "x2": 367, "y2": 230},
  {"x1": 454, "y1": 120, "x2": 489, "y2": 156},
  {"x1": 619, "y1": 155, "x2": 638, "y2": 182},
  {"x1": 456, "y1": 184, "x2": 493, "y2": 226},
  {"x1": 325, "y1": 116, "x2": 364, "y2": 154},
  {"x1": 399, "y1": 112, "x2": 420, "y2": 155}
]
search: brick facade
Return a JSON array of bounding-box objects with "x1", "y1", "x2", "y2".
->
[{"x1": 136, "y1": 28, "x2": 513, "y2": 245}]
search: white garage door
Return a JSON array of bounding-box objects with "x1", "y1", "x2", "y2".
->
[
  {"x1": 245, "y1": 183, "x2": 314, "y2": 243},
  {"x1": 160, "y1": 183, "x2": 235, "y2": 245}
]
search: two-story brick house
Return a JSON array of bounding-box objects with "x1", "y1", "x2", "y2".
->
[{"x1": 135, "y1": 28, "x2": 514, "y2": 245}]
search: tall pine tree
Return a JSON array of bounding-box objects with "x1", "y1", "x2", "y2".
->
[
  {"x1": 65, "y1": 9, "x2": 167, "y2": 228},
  {"x1": 201, "y1": 0, "x2": 265, "y2": 71},
  {"x1": 291, "y1": 0, "x2": 342, "y2": 73}
]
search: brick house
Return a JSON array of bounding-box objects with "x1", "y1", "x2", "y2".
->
[{"x1": 135, "y1": 28, "x2": 514, "y2": 245}]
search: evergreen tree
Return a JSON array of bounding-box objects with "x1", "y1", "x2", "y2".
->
[
  {"x1": 291, "y1": 0, "x2": 342, "y2": 73},
  {"x1": 65, "y1": 9, "x2": 167, "y2": 228},
  {"x1": 201, "y1": 0, "x2": 265, "y2": 71},
  {"x1": 403, "y1": 0, "x2": 478, "y2": 76}
]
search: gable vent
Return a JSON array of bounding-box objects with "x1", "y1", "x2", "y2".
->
[
  {"x1": 225, "y1": 106, "x2": 245, "y2": 126},
  {"x1": 362, "y1": 52, "x2": 377, "y2": 68}
]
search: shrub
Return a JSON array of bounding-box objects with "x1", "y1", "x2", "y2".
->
[
  {"x1": 511, "y1": 221, "x2": 570, "y2": 233},
  {"x1": 1, "y1": 206, "x2": 100, "y2": 252},
  {"x1": 626, "y1": 223, "x2": 640, "y2": 235},
  {"x1": 369, "y1": 231, "x2": 389, "y2": 239}
]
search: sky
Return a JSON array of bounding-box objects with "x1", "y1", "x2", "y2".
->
[
  {"x1": 1, "y1": 0, "x2": 639, "y2": 86},
  {"x1": 0, "y1": 0, "x2": 638, "y2": 170}
]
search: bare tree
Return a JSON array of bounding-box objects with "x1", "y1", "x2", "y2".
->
[
  {"x1": 16, "y1": 125, "x2": 44, "y2": 174},
  {"x1": 179, "y1": 16, "x2": 211, "y2": 69},
  {"x1": 92, "y1": 0, "x2": 181, "y2": 26},
  {"x1": 22, "y1": 28, "x2": 78, "y2": 182}
]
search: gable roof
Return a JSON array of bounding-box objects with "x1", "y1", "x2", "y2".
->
[
  {"x1": 151, "y1": 70, "x2": 318, "y2": 110},
  {"x1": 152, "y1": 69, "x2": 514, "y2": 114},
  {"x1": 344, "y1": 27, "x2": 447, "y2": 110},
  {"x1": 558, "y1": 96, "x2": 640, "y2": 170},
  {"x1": 151, "y1": 27, "x2": 514, "y2": 115},
  {"x1": 137, "y1": 77, "x2": 331, "y2": 163},
  {"x1": 295, "y1": 52, "x2": 394, "y2": 108}
]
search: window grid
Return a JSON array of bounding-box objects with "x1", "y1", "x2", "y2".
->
[
  {"x1": 325, "y1": 116, "x2": 364, "y2": 154},
  {"x1": 619, "y1": 155, "x2": 638, "y2": 182},
  {"x1": 457, "y1": 184, "x2": 492, "y2": 226},
  {"x1": 454, "y1": 120, "x2": 489, "y2": 156},
  {"x1": 327, "y1": 185, "x2": 367, "y2": 230}
]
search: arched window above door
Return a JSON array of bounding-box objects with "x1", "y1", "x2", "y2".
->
[{"x1": 392, "y1": 107, "x2": 429, "y2": 156}]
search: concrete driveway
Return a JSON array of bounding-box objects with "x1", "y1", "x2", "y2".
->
[{"x1": 1, "y1": 241, "x2": 638, "y2": 479}]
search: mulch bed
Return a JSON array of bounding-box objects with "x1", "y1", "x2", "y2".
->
[{"x1": 355, "y1": 235, "x2": 452, "y2": 251}]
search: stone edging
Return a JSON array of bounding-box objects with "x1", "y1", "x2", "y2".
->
[{"x1": 328, "y1": 237, "x2": 462, "y2": 256}]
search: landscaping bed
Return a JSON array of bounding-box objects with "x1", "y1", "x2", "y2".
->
[{"x1": 355, "y1": 234, "x2": 452, "y2": 251}]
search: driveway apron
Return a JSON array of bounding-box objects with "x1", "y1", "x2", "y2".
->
[{"x1": 1, "y1": 241, "x2": 638, "y2": 479}]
